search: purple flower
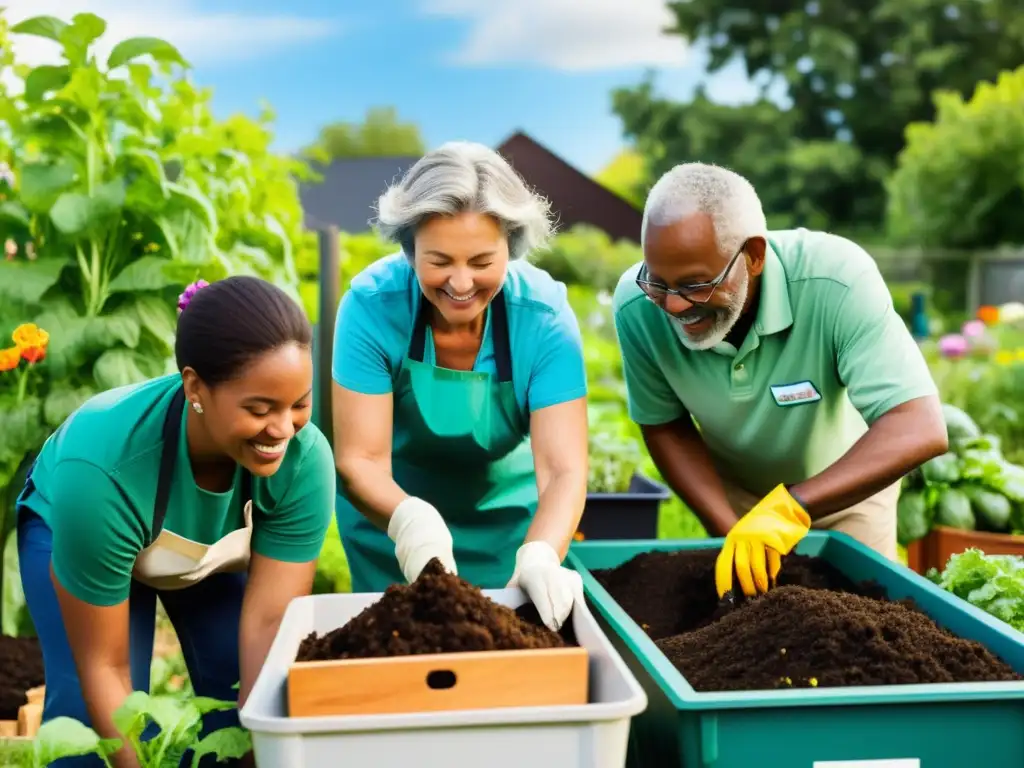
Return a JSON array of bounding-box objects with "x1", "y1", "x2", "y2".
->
[
  {"x1": 177, "y1": 279, "x2": 209, "y2": 313},
  {"x1": 938, "y1": 333, "x2": 968, "y2": 358}
]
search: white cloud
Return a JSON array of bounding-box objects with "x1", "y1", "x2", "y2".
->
[
  {"x1": 2, "y1": 0, "x2": 340, "y2": 70},
  {"x1": 419, "y1": 0, "x2": 689, "y2": 72}
]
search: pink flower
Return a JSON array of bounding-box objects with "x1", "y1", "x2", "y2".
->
[
  {"x1": 938, "y1": 333, "x2": 968, "y2": 358},
  {"x1": 177, "y1": 279, "x2": 209, "y2": 313},
  {"x1": 961, "y1": 319, "x2": 986, "y2": 338}
]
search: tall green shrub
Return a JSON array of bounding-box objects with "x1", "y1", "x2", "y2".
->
[{"x1": 0, "y1": 10, "x2": 314, "y2": 633}]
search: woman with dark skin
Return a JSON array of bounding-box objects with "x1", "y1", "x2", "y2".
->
[{"x1": 15, "y1": 276, "x2": 335, "y2": 768}]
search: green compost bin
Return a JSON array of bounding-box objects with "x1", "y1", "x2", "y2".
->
[{"x1": 567, "y1": 531, "x2": 1024, "y2": 768}]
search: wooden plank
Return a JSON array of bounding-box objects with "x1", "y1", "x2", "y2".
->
[
  {"x1": 17, "y1": 704, "x2": 41, "y2": 738},
  {"x1": 288, "y1": 646, "x2": 589, "y2": 718}
]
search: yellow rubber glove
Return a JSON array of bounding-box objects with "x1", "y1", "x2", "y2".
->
[{"x1": 715, "y1": 484, "x2": 811, "y2": 598}]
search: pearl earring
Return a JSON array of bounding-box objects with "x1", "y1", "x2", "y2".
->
[{"x1": 191, "y1": 401, "x2": 204, "y2": 415}]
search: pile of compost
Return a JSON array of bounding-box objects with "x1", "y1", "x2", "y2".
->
[
  {"x1": 0, "y1": 636, "x2": 44, "y2": 720},
  {"x1": 593, "y1": 550, "x2": 1020, "y2": 691},
  {"x1": 297, "y1": 558, "x2": 574, "y2": 662}
]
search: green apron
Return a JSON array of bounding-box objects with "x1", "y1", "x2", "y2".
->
[{"x1": 337, "y1": 287, "x2": 537, "y2": 592}]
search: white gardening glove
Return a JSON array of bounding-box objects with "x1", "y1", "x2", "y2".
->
[
  {"x1": 387, "y1": 497, "x2": 458, "y2": 583},
  {"x1": 506, "y1": 541, "x2": 584, "y2": 631}
]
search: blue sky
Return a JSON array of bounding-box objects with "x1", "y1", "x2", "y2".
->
[{"x1": 7, "y1": 0, "x2": 777, "y2": 174}]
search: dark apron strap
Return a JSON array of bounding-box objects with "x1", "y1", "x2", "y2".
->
[
  {"x1": 153, "y1": 386, "x2": 253, "y2": 544},
  {"x1": 408, "y1": 289, "x2": 514, "y2": 384}
]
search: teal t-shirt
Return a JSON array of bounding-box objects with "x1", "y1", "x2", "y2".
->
[
  {"x1": 20, "y1": 374, "x2": 335, "y2": 607},
  {"x1": 331, "y1": 253, "x2": 588, "y2": 415}
]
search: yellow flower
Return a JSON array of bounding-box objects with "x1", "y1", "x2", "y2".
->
[
  {"x1": 12, "y1": 323, "x2": 49, "y2": 364},
  {"x1": 0, "y1": 345, "x2": 20, "y2": 372},
  {"x1": 994, "y1": 351, "x2": 1015, "y2": 366}
]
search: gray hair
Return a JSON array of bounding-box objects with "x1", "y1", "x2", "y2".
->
[
  {"x1": 374, "y1": 141, "x2": 554, "y2": 261},
  {"x1": 641, "y1": 162, "x2": 767, "y2": 256}
]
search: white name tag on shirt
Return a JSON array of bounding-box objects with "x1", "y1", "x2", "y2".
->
[{"x1": 770, "y1": 380, "x2": 821, "y2": 406}]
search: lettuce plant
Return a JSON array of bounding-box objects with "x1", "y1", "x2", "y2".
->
[{"x1": 0, "y1": 692, "x2": 251, "y2": 767}]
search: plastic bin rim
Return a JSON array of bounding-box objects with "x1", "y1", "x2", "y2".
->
[{"x1": 567, "y1": 531, "x2": 1024, "y2": 711}]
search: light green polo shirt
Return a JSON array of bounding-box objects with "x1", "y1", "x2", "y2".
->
[
  {"x1": 612, "y1": 228, "x2": 938, "y2": 496},
  {"x1": 19, "y1": 374, "x2": 335, "y2": 607}
]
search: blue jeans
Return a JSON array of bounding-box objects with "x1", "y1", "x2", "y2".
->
[{"x1": 17, "y1": 509, "x2": 246, "y2": 768}]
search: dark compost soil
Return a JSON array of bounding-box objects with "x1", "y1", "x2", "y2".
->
[
  {"x1": 0, "y1": 635, "x2": 44, "y2": 720},
  {"x1": 297, "y1": 558, "x2": 575, "y2": 661},
  {"x1": 593, "y1": 549, "x2": 1020, "y2": 692}
]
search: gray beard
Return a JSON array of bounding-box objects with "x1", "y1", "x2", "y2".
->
[{"x1": 668, "y1": 267, "x2": 749, "y2": 351}]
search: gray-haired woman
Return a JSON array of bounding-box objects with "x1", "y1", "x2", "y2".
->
[{"x1": 330, "y1": 141, "x2": 588, "y2": 630}]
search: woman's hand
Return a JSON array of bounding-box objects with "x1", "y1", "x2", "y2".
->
[
  {"x1": 507, "y1": 541, "x2": 584, "y2": 631},
  {"x1": 507, "y1": 397, "x2": 588, "y2": 630},
  {"x1": 388, "y1": 497, "x2": 458, "y2": 581}
]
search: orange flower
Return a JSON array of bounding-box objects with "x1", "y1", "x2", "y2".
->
[
  {"x1": 12, "y1": 323, "x2": 49, "y2": 364},
  {"x1": 977, "y1": 305, "x2": 1000, "y2": 325},
  {"x1": 0, "y1": 345, "x2": 20, "y2": 371}
]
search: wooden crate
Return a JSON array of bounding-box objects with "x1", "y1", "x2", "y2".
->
[
  {"x1": 288, "y1": 646, "x2": 589, "y2": 718},
  {"x1": 0, "y1": 686, "x2": 44, "y2": 740},
  {"x1": 906, "y1": 526, "x2": 1024, "y2": 574}
]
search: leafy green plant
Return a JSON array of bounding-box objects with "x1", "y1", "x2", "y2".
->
[
  {"x1": 0, "y1": 9, "x2": 312, "y2": 629},
  {"x1": 886, "y1": 65, "x2": 1024, "y2": 249},
  {"x1": 927, "y1": 548, "x2": 1024, "y2": 633},
  {"x1": 0, "y1": 692, "x2": 250, "y2": 767}
]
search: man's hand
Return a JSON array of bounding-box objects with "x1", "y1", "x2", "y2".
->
[
  {"x1": 507, "y1": 541, "x2": 584, "y2": 631},
  {"x1": 714, "y1": 484, "x2": 811, "y2": 598},
  {"x1": 388, "y1": 497, "x2": 458, "y2": 582}
]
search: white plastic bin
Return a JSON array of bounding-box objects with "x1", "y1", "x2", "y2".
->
[{"x1": 240, "y1": 588, "x2": 647, "y2": 768}]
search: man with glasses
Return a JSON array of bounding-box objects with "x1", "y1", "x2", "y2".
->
[{"x1": 612, "y1": 162, "x2": 948, "y2": 600}]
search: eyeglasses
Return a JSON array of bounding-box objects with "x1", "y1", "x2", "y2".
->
[{"x1": 635, "y1": 242, "x2": 746, "y2": 305}]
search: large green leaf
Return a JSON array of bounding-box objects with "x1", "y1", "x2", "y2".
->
[
  {"x1": 50, "y1": 178, "x2": 126, "y2": 236},
  {"x1": 93, "y1": 348, "x2": 152, "y2": 390},
  {"x1": 11, "y1": 15, "x2": 67, "y2": 42},
  {"x1": 167, "y1": 179, "x2": 217, "y2": 235},
  {"x1": 60, "y1": 13, "x2": 107, "y2": 67},
  {"x1": 0, "y1": 201, "x2": 31, "y2": 228},
  {"x1": 31, "y1": 300, "x2": 143, "y2": 377},
  {"x1": 87, "y1": 308, "x2": 142, "y2": 350},
  {"x1": 44, "y1": 385, "x2": 96, "y2": 428},
  {"x1": 133, "y1": 294, "x2": 177, "y2": 351},
  {"x1": 107, "y1": 37, "x2": 189, "y2": 70},
  {"x1": 122, "y1": 148, "x2": 170, "y2": 215},
  {"x1": 2, "y1": 530, "x2": 33, "y2": 637},
  {"x1": 108, "y1": 255, "x2": 180, "y2": 293},
  {"x1": 24, "y1": 64, "x2": 71, "y2": 102},
  {"x1": 0, "y1": 398, "x2": 46, "y2": 482},
  {"x1": 19, "y1": 161, "x2": 77, "y2": 213},
  {"x1": 0, "y1": 257, "x2": 69, "y2": 303}
]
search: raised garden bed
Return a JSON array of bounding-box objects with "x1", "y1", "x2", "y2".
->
[
  {"x1": 567, "y1": 532, "x2": 1024, "y2": 768},
  {"x1": 906, "y1": 524, "x2": 1024, "y2": 574}
]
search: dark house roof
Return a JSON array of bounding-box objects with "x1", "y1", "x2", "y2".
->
[
  {"x1": 298, "y1": 155, "x2": 420, "y2": 233},
  {"x1": 496, "y1": 131, "x2": 643, "y2": 243},
  {"x1": 297, "y1": 131, "x2": 643, "y2": 243}
]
